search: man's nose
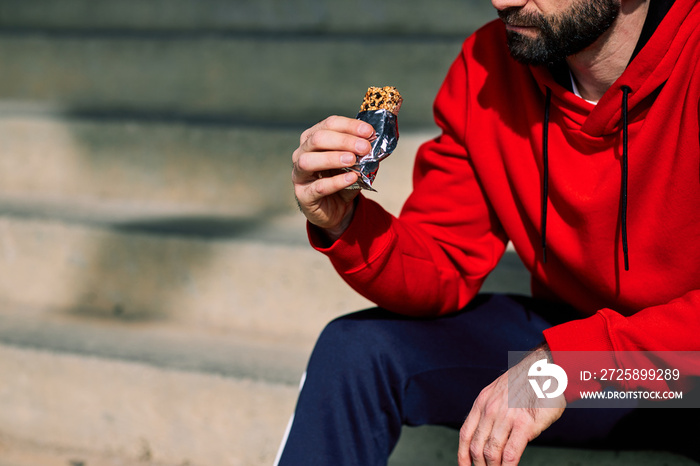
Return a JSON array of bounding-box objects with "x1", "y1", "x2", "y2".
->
[{"x1": 491, "y1": 0, "x2": 528, "y2": 12}]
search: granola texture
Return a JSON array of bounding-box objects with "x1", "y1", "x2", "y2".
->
[{"x1": 359, "y1": 86, "x2": 403, "y2": 115}]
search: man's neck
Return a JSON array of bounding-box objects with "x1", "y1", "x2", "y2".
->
[{"x1": 566, "y1": 0, "x2": 650, "y2": 102}]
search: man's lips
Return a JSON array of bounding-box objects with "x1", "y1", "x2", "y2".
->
[{"x1": 504, "y1": 23, "x2": 540, "y2": 34}]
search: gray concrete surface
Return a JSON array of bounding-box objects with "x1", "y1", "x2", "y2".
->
[
  {"x1": 390, "y1": 426, "x2": 700, "y2": 466},
  {"x1": 0, "y1": 1, "x2": 696, "y2": 465},
  {"x1": 0, "y1": 213, "x2": 364, "y2": 342},
  {"x1": 0, "y1": 36, "x2": 459, "y2": 126},
  {"x1": 0, "y1": 0, "x2": 496, "y2": 35},
  {"x1": 0, "y1": 118, "x2": 433, "y2": 214},
  {"x1": 0, "y1": 343, "x2": 298, "y2": 465}
]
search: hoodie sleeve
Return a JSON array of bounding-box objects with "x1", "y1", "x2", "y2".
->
[
  {"x1": 543, "y1": 289, "x2": 700, "y2": 402},
  {"x1": 308, "y1": 45, "x2": 509, "y2": 316}
]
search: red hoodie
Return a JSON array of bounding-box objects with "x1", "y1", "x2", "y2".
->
[{"x1": 310, "y1": 0, "x2": 700, "y2": 362}]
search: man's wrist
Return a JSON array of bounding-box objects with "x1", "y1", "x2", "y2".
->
[
  {"x1": 321, "y1": 223, "x2": 349, "y2": 244},
  {"x1": 318, "y1": 197, "x2": 359, "y2": 245},
  {"x1": 535, "y1": 341, "x2": 553, "y2": 361}
]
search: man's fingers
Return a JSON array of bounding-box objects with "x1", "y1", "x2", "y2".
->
[
  {"x1": 299, "y1": 171, "x2": 358, "y2": 205},
  {"x1": 458, "y1": 407, "x2": 483, "y2": 466},
  {"x1": 292, "y1": 151, "x2": 357, "y2": 182},
  {"x1": 299, "y1": 128, "x2": 372, "y2": 159},
  {"x1": 323, "y1": 114, "x2": 375, "y2": 138},
  {"x1": 290, "y1": 115, "x2": 367, "y2": 233},
  {"x1": 301, "y1": 115, "x2": 374, "y2": 144},
  {"x1": 482, "y1": 415, "x2": 513, "y2": 466},
  {"x1": 468, "y1": 423, "x2": 496, "y2": 466},
  {"x1": 501, "y1": 428, "x2": 529, "y2": 466},
  {"x1": 292, "y1": 115, "x2": 373, "y2": 191}
]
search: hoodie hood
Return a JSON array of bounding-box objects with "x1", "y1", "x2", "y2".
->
[
  {"x1": 530, "y1": 0, "x2": 699, "y2": 137},
  {"x1": 528, "y1": 0, "x2": 700, "y2": 270}
]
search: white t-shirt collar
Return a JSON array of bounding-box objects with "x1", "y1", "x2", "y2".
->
[{"x1": 569, "y1": 70, "x2": 598, "y2": 105}]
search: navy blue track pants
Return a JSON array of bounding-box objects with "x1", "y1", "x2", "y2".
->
[{"x1": 276, "y1": 294, "x2": 697, "y2": 465}]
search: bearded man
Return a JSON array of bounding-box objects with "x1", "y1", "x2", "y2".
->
[{"x1": 279, "y1": 0, "x2": 700, "y2": 463}]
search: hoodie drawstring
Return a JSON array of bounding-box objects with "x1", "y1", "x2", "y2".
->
[
  {"x1": 621, "y1": 86, "x2": 631, "y2": 271},
  {"x1": 542, "y1": 87, "x2": 551, "y2": 264},
  {"x1": 540, "y1": 85, "x2": 631, "y2": 271}
]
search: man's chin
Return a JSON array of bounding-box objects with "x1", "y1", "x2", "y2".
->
[{"x1": 506, "y1": 37, "x2": 553, "y2": 65}]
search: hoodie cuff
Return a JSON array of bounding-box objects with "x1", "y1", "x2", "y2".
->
[
  {"x1": 543, "y1": 311, "x2": 617, "y2": 403},
  {"x1": 543, "y1": 311, "x2": 615, "y2": 352},
  {"x1": 307, "y1": 195, "x2": 395, "y2": 273}
]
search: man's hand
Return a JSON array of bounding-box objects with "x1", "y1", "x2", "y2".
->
[
  {"x1": 458, "y1": 345, "x2": 566, "y2": 465},
  {"x1": 291, "y1": 115, "x2": 374, "y2": 242}
]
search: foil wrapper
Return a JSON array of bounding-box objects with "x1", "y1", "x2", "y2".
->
[{"x1": 345, "y1": 109, "x2": 399, "y2": 191}]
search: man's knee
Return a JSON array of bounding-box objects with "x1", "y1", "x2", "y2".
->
[{"x1": 310, "y1": 309, "x2": 395, "y2": 374}]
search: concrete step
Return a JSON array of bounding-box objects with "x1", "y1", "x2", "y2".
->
[
  {"x1": 0, "y1": 211, "x2": 372, "y2": 345},
  {"x1": 0, "y1": 212, "x2": 528, "y2": 466},
  {"x1": 0, "y1": 303, "x2": 310, "y2": 386},
  {"x1": 0, "y1": 0, "x2": 496, "y2": 36},
  {"x1": 0, "y1": 116, "x2": 430, "y2": 214},
  {"x1": 1, "y1": 343, "x2": 696, "y2": 466},
  {"x1": 0, "y1": 342, "x2": 299, "y2": 466},
  {"x1": 0, "y1": 34, "x2": 460, "y2": 127},
  {"x1": 0, "y1": 200, "x2": 531, "y2": 344},
  {"x1": 390, "y1": 427, "x2": 700, "y2": 466}
]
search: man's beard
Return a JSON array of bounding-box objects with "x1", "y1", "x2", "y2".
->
[{"x1": 498, "y1": 0, "x2": 620, "y2": 65}]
